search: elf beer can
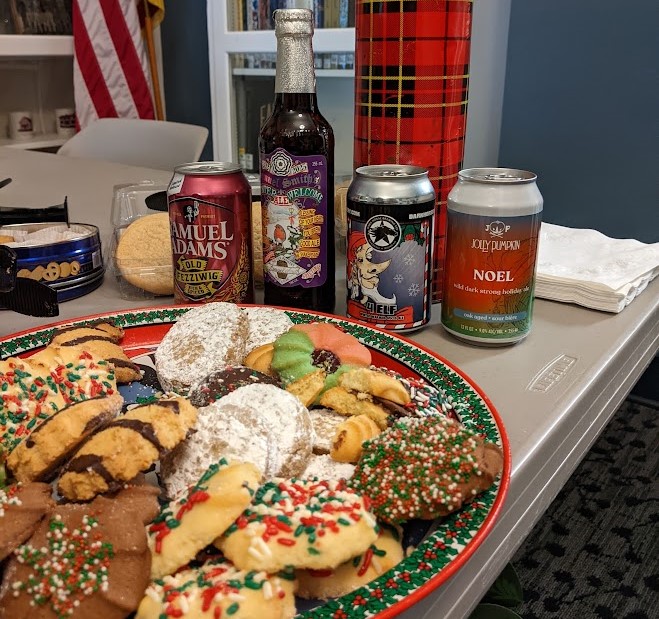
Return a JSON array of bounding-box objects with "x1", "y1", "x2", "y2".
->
[
  {"x1": 346, "y1": 165, "x2": 435, "y2": 332},
  {"x1": 441, "y1": 168, "x2": 543, "y2": 345},
  {"x1": 168, "y1": 162, "x2": 254, "y2": 304}
]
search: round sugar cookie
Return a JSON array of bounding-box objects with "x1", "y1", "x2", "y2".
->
[
  {"x1": 136, "y1": 556, "x2": 297, "y2": 619},
  {"x1": 148, "y1": 459, "x2": 261, "y2": 580},
  {"x1": 216, "y1": 478, "x2": 378, "y2": 572},
  {"x1": 115, "y1": 212, "x2": 174, "y2": 295},
  {"x1": 243, "y1": 306, "x2": 294, "y2": 354}
]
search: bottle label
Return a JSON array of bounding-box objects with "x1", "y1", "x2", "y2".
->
[
  {"x1": 260, "y1": 148, "x2": 328, "y2": 288},
  {"x1": 441, "y1": 210, "x2": 542, "y2": 342}
]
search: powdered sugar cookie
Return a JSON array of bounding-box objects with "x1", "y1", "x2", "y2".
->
[
  {"x1": 155, "y1": 302, "x2": 249, "y2": 394},
  {"x1": 243, "y1": 306, "x2": 293, "y2": 354},
  {"x1": 216, "y1": 478, "x2": 378, "y2": 572}
]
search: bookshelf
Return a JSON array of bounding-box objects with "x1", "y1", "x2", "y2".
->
[{"x1": 207, "y1": 2, "x2": 356, "y2": 177}]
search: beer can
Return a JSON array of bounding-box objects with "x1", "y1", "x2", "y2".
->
[
  {"x1": 167, "y1": 162, "x2": 254, "y2": 304},
  {"x1": 346, "y1": 165, "x2": 435, "y2": 332},
  {"x1": 441, "y1": 168, "x2": 543, "y2": 346}
]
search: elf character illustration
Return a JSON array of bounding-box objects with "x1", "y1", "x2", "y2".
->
[{"x1": 348, "y1": 232, "x2": 397, "y2": 306}]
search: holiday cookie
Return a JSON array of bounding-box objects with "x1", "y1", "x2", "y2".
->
[
  {"x1": 136, "y1": 556, "x2": 297, "y2": 619},
  {"x1": 149, "y1": 459, "x2": 261, "y2": 579},
  {"x1": 160, "y1": 384, "x2": 311, "y2": 496},
  {"x1": 155, "y1": 302, "x2": 249, "y2": 394},
  {"x1": 1, "y1": 352, "x2": 117, "y2": 454},
  {"x1": 244, "y1": 342, "x2": 276, "y2": 376},
  {"x1": 318, "y1": 387, "x2": 390, "y2": 428},
  {"x1": 7, "y1": 393, "x2": 123, "y2": 483},
  {"x1": 0, "y1": 487, "x2": 157, "y2": 619},
  {"x1": 349, "y1": 416, "x2": 504, "y2": 524},
  {"x1": 330, "y1": 415, "x2": 381, "y2": 463},
  {"x1": 57, "y1": 397, "x2": 197, "y2": 501},
  {"x1": 301, "y1": 454, "x2": 355, "y2": 482},
  {"x1": 296, "y1": 525, "x2": 404, "y2": 600},
  {"x1": 0, "y1": 482, "x2": 54, "y2": 562},
  {"x1": 115, "y1": 212, "x2": 175, "y2": 295},
  {"x1": 216, "y1": 478, "x2": 378, "y2": 572},
  {"x1": 271, "y1": 323, "x2": 372, "y2": 403},
  {"x1": 49, "y1": 320, "x2": 124, "y2": 346},
  {"x1": 243, "y1": 305, "x2": 294, "y2": 354},
  {"x1": 188, "y1": 366, "x2": 279, "y2": 407},
  {"x1": 309, "y1": 407, "x2": 349, "y2": 455},
  {"x1": 285, "y1": 368, "x2": 326, "y2": 407}
]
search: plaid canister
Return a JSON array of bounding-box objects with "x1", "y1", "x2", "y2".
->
[{"x1": 353, "y1": 0, "x2": 473, "y2": 302}]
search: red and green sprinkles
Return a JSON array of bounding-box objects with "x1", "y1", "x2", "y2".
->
[
  {"x1": 1, "y1": 355, "x2": 116, "y2": 453},
  {"x1": 144, "y1": 556, "x2": 290, "y2": 617},
  {"x1": 224, "y1": 479, "x2": 376, "y2": 560},
  {"x1": 348, "y1": 416, "x2": 486, "y2": 525},
  {"x1": 11, "y1": 513, "x2": 114, "y2": 618},
  {"x1": 0, "y1": 481, "x2": 22, "y2": 517}
]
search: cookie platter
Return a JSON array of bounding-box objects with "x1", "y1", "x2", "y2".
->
[{"x1": 0, "y1": 305, "x2": 511, "y2": 618}]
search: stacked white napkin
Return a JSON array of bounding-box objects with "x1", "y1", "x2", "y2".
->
[{"x1": 535, "y1": 223, "x2": 659, "y2": 313}]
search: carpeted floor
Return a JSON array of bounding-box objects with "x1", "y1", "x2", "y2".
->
[{"x1": 512, "y1": 399, "x2": 659, "y2": 618}]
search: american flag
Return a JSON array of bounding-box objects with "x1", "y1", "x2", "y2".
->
[{"x1": 72, "y1": 0, "x2": 164, "y2": 129}]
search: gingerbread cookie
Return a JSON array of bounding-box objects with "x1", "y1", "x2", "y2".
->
[
  {"x1": 57, "y1": 397, "x2": 197, "y2": 501},
  {"x1": 136, "y1": 556, "x2": 297, "y2": 619},
  {"x1": 0, "y1": 482, "x2": 54, "y2": 562},
  {"x1": 349, "y1": 416, "x2": 504, "y2": 524},
  {"x1": 217, "y1": 478, "x2": 378, "y2": 572},
  {"x1": 7, "y1": 393, "x2": 123, "y2": 483},
  {"x1": 0, "y1": 487, "x2": 157, "y2": 619},
  {"x1": 115, "y1": 212, "x2": 174, "y2": 295},
  {"x1": 148, "y1": 459, "x2": 261, "y2": 579},
  {"x1": 296, "y1": 525, "x2": 404, "y2": 600},
  {"x1": 155, "y1": 302, "x2": 249, "y2": 394}
]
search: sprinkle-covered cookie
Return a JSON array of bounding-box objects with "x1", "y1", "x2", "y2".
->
[
  {"x1": 188, "y1": 366, "x2": 279, "y2": 407},
  {"x1": 136, "y1": 556, "x2": 297, "y2": 619},
  {"x1": 348, "y1": 416, "x2": 504, "y2": 524},
  {"x1": 216, "y1": 478, "x2": 379, "y2": 572},
  {"x1": 148, "y1": 459, "x2": 261, "y2": 580}
]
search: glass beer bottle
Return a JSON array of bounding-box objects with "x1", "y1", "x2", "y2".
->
[{"x1": 259, "y1": 8, "x2": 336, "y2": 313}]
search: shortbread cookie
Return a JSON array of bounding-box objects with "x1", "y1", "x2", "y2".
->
[
  {"x1": 217, "y1": 478, "x2": 378, "y2": 572},
  {"x1": 349, "y1": 416, "x2": 504, "y2": 524},
  {"x1": 0, "y1": 482, "x2": 54, "y2": 561},
  {"x1": 243, "y1": 342, "x2": 276, "y2": 376},
  {"x1": 155, "y1": 302, "x2": 249, "y2": 393},
  {"x1": 1, "y1": 353, "x2": 117, "y2": 454},
  {"x1": 161, "y1": 384, "x2": 312, "y2": 496},
  {"x1": 243, "y1": 306, "x2": 293, "y2": 354},
  {"x1": 296, "y1": 526, "x2": 404, "y2": 600},
  {"x1": 0, "y1": 487, "x2": 157, "y2": 619},
  {"x1": 136, "y1": 556, "x2": 297, "y2": 619},
  {"x1": 339, "y1": 367, "x2": 411, "y2": 406},
  {"x1": 330, "y1": 415, "x2": 381, "y2": 463},
  {"x1": 57, "y1": 397, "x2": 197, "y2": 501},
  {"x1": 285, "y1": 368, "x2": 326, "y2": 407},
  {"x1": 149, "y1": 459, "x2": 261, "y2": 579},
  {"x1": 115, "y1": 212, "x2": 174, "y2": 295},
  {"x1": 188, "y1": 366, "x2": 279, "y2": 407},
  {"x1": 309, "y1": 407, "x2": 348, "y2": 455},
  {"x1": 7, "y1": 393, "x2": 123, "y2": 483},
  {"x1": 319, "y1": 387, "x2": 390, "y2": 428},
  {"x1": 50, "y1": 319, "x2": 125, "y2": 343}
]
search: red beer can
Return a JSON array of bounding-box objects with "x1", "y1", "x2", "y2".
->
[{"x1": 167, "y1": 162, "x2": 254, "y2": 304}]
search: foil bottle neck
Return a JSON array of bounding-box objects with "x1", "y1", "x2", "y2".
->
[{"x1": 274, "y1": 10, "x2": 316, "y2": 94}]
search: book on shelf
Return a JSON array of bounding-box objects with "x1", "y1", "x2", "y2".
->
[{"x1": 228, "y1": 0, "x2": 354, "y2": 31}]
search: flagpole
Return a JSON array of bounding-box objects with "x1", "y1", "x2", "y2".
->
[{"x1": 142, "y1": 0, "x2": 164, "y2": 120}]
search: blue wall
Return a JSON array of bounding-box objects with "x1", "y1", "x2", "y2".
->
[
  {"x1": 499, "y1": 0, "x2": 659, "y2": 243},
  {"x1": 160, "y1": 0, "x2": 213, "y2": 161}
]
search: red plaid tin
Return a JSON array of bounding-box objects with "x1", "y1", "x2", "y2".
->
[{"x1": 353, "y1": 0, "x2": 473, "y2": 302}]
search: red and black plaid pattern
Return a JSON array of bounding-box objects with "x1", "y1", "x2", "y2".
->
[{"x1": 353, "y1": 0, "x2": 472, "y2": 301}]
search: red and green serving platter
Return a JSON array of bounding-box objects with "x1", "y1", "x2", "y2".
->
[{"x1": 0, "y1": 305, "x2": 511, "y2": 619}]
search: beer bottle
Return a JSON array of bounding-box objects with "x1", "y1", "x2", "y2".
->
[{"x1": 259, "y1": 8, "x2": 335, "y2": 313}]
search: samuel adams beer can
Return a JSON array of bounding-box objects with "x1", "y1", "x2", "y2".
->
[
  {"x1": 441, "y1": 168, "x2": 543, "y2": 345},
  {"x1": 346, "y1": 165, "x2": 435, "y2": 332},
  {"x1": 168, "y1": 162, "x2": 254, "y2": 304}
]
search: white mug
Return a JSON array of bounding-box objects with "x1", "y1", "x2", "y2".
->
[
  {"x1": 55, "y1": 107, "x2": 76, "y2": 137},
  {"x1": 8, "y1": 111, "x2": 33, "y2": 141}
]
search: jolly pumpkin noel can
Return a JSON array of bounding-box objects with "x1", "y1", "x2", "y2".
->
[
  {"x1": 346, "y1": 165, "x2": 435, "y2": 332},
  {"x1": 167, "y1": 162, "x2": 254, "y2": 304}
]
